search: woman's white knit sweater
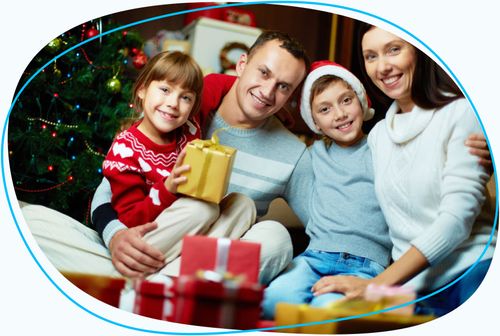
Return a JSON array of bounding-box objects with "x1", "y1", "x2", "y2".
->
[{"x1": 368, "y1": 98, "x2": 496, "y2": 291}]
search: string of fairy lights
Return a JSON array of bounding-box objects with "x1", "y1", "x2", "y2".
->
[{"x1": 12, "y1": 20, "x2": 142, "y2": 195}]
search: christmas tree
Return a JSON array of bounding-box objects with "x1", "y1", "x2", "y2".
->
[{"x1": 8, "y1": 17, "x2": 147, "y2": 224}]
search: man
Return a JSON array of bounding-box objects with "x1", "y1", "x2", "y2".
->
[
  {"x1": 22, "y1": 31, "x2": 492, "y2": 285},
  {"x1": 24, "y1": 31, "x2": 312, "y2": 285}
]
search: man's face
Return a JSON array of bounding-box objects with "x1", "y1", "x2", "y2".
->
[{"x1": 234, "y1": 40, "x2": 306, "y2": 128}]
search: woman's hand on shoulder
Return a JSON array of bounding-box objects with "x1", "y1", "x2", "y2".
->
[{"x1": 465, "y1": 133, "x2": 492, "y2": 173}]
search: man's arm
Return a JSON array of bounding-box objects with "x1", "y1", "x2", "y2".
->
[
  {"x1": 282, "y1": 148, "x2": 314, "y2": 226},
  {"x1": 91, "y1": 178, "x2": 165, "y2": 277},
  {"x1": 91, "y1": 178, "x2": 127, "y2": 246},
  {"x1": 199, "y1": 73, "x2": 236, "y2": 129}
]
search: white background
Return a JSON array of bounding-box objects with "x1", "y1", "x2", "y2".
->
[{"x1": 0, "y1": 0, "x2": 498, "y2": 335}]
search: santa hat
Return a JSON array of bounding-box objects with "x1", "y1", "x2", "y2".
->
[{"x1": 300, "y1": 60, "x2": 375, "y2": 134}]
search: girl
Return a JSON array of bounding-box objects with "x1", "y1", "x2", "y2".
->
[
  {"x1": 312, "y1": 25, "x2": 496, "y2": 316},
  {"x1": 102, "y1": 51, "x2": 255, "y2": 277}
]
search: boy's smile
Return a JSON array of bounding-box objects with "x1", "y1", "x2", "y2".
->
[{"x1": 312, "y1": 81, "x2": 365, "y2": 147}]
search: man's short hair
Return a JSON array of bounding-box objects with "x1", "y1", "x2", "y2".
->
[{"x1": 248, "y1": 30, "x2": 310, "y2": 71}]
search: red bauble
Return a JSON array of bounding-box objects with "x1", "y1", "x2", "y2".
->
[
  {"x1": 130, "y1": 47, "x2": 139, "y2": 55},
  {"x1": 86, "y1": 28, "x2": 99, "y2": 39},
  {"x1": 132, "y1": 51, "x2": 148, "y2": 69}
]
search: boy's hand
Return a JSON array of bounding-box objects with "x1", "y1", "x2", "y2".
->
[
  {"x1": 312, "y1": 275, "x2": 371, "y2": 300},
  {"x1": 164, "y1": 149, "x2": 190, "y2": 193},
  {"x1": 109, "y1": 222, "x2": 165, "y2": 278},
  {"x1": 465, "y1": 133, "x2": 492, "y2": 173}
]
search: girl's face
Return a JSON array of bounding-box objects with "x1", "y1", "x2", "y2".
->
[
  {"x1": 312, "y1": 81, "x2": 365, "y2": 147},
  {"x1": 137, "y1": 79, "x2": 195, "y2": 144},
  {"x1": 362, "y1": 27, "x2": 417, "y2": 112}
]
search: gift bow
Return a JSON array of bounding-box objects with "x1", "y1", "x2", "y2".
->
[
  {"x1": 190, "y1": 128, "x2": 232, "y2": 155},
  {"x1": 195, "y1": 237, "x2": 246, "y2": 284}
]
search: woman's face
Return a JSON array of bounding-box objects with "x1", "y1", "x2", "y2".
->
[{"x1": 362, "y1": 27, "x2": 417, "y2": 111}]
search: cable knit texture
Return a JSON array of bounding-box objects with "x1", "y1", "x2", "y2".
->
[{"x1": 368, "y1": 98, "x2": 495, "y2": 291}]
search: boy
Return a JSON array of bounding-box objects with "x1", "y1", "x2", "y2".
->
[{"x1": 262, "y1": 60, "x2": 391, "y2": 318}]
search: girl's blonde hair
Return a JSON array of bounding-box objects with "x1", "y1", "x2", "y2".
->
[{"x1": 131, "y1": 50, "x2": 204, "y2": 118}]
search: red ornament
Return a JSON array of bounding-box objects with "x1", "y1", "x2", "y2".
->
[
  {"x1": 86, "y1": 28, "x2": 99, "y2": 39},
  {"x1": 130, "y1": 47, "x2": 139, "y2": 55},
  {"x1": 132, "y1": 51, "x2": 148, "y2": 69},
  {"x1": 48, "y1": 165, "x2": 54, "y2": 171}
]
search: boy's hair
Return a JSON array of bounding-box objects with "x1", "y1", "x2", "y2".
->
[
  {"x1": 131, "y1": 51, "x2": 204, "y2": 117},
  {"x1": 248, "y1": 30, "x2": 310, "y2": 71},
  {"x1": 300, "y1": 60, "x2": 374, "y2": 136},
  {"x1": 309, "y1": 75, "x2": 352, "y2": 110},
  {"x1": 310, "y1": 75, "x2": 355, "y2": 147}
]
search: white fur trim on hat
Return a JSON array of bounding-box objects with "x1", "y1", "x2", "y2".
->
[{"x1": 300, "y1": 63, "x2": 375, "y2": 134}]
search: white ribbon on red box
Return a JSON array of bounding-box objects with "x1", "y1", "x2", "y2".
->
[
  {"x1": 215, "y1": 237, "x2": 231, "y2": 274},
  {"x1": 119, "y1": 274, "x2": 174, "y2": 320}
]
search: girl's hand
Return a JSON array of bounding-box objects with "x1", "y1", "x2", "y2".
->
[
  {"x1": 312, "y1": 275, "x2": 371, "y2": 300},
  {"x1": 164, "y1": 150, "x2": 190, "y2": 193}
]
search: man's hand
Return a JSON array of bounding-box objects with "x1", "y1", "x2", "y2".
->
[
  {"x1": 164, "y1": 150, "x2": 190, "y2": 193},
  {"x1": 109, "y1": 222, "x2": 165, "y2": 278},
  {"x1": 312, "y1": 275, "x2": 371, "y2": 300},
  {"x1": 466, "y1": 133, "x2": 492, "y2": 173}
]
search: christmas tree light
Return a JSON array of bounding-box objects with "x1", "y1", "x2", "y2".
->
[{"x1": 8, "y1": 17, "x2": 145, "y2": 224}]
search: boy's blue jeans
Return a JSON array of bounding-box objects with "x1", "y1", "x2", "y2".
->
[{"x1": 262, "y1": 249, "x2": 385, "y2": 319}]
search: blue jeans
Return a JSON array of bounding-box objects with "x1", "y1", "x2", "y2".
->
[
  {"x1": 415, "y1": 259, "x2": 492, "y2": 317},
  {"x1": 262, "y1": 249, "x2": 385, "y2": 319}
]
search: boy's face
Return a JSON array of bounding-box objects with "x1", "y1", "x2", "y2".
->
[
  {"x1": 233, "y1": 39, "x2": 306, "y2": 128},
  {"x1": 312, "y1": 81, "x2": 365, "y2": 147}
]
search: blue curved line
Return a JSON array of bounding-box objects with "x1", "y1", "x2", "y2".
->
[{"x1": 2, "y1": 1, "x2": 497, "y2": 334}]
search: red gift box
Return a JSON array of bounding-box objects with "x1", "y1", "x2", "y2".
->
[
  {"x1": 180, "y1": 235, "x2": 261, "y2": 284},
  {"x1": 173, "y1": 274, "x2": 263, "y2": 329},
  {"x1": 119, "y1": 277, "x2": 176, "y2": 321}
]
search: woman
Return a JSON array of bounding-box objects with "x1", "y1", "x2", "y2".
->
[{"x1": 311, "y1": 24, "x2": 496, "y2": 316}]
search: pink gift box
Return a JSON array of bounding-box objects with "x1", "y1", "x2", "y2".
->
[{"x1": 364, "y1": 284, "x2": 416, "y2": 315}]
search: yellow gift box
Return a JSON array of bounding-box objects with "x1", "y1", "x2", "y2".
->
[
  {"x1": 275, "y1": 302, "x2": 434, "y2": 334},
  {"x1": 177, "y1": 130, "x2": 236, "y2": 203}
]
